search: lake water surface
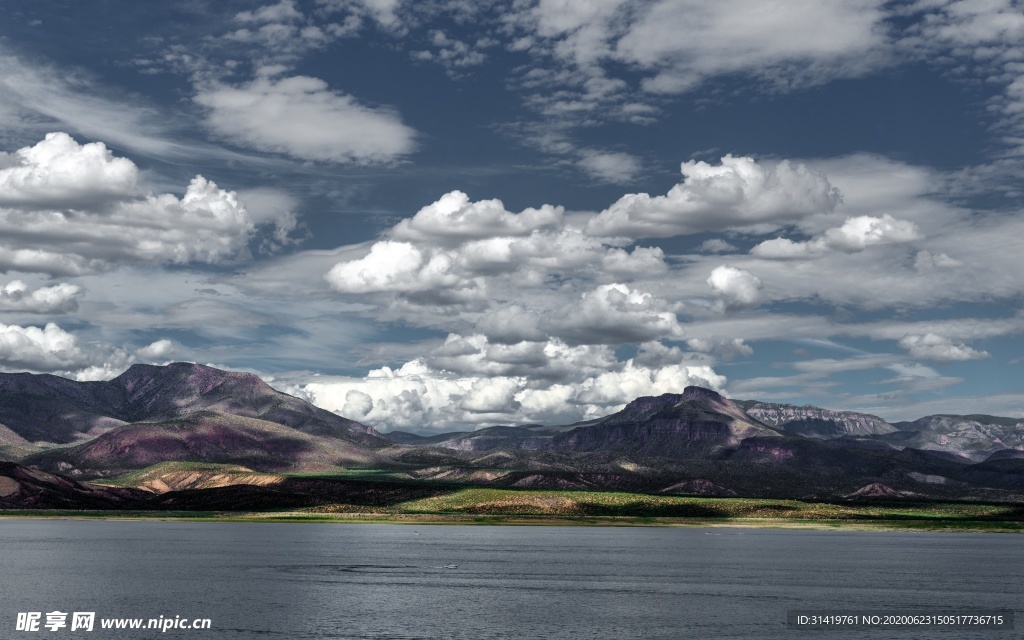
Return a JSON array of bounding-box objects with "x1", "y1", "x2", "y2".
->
[{"x1": 0, "y1": 520, "x2": 1019, "y2": 639}]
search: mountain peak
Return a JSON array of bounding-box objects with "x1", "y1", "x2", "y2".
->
[
  {"x1": 118, "y1": 361, "x2": 259, "y2": 380},
  {"x1": 114, "y1": 362, "x2": 270, "y2": 397},
  {"x1": 620, "y1": 392, "x2": 685, "y2": 415},
  {"x1": 681, "y1": 386, "x2": 727, "y2": 403},
  {"x1": 617, "y1": 387, "x2": 729, "y2": 416}
]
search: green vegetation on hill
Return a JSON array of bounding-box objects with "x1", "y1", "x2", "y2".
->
[{"x1": 392, "y1": 487, "x2": 1024, "y2": 522}]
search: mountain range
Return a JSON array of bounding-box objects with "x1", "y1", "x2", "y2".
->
[{"x1": 1, "y1": 362, "x2": 1022, "y2": 510}]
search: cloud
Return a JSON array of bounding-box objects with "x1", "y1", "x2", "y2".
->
[
  {"x1": 675, "y1": 156, "x2": 1024, "y2": 310},
  {"x1": 0, "y1": 281, "x2": 81, "y2": 313},
  {"x1": 220, "y1": 17, "x2": 336, "y2": 67},
  {"x1": 633, "y1": 340, "x2": 692, "y2": 368},
  {"x1": 686, "y1": 337, "x2": 753, "y2": 360},
  {"x1": 0, "y1": 132, "x2": 138, "y2": 209},
  {"x1": 135, "y1": 339, "x2": 176, "y2": 361},
  {"x1": 427, "y1": 334, "x2": 616, "y2": 381},
  {"x1": 600, "y1": 245, "x2": 668, "y2": 277},
  {"x1": 412, "y1": 30, "x2": 493, "y2": 76},
  {"x1": 391, "y1": 190, "x2": 563, "y2": 245},
  {"x1": 707, "y1": 265, "x2": 765, "y2": 312},
  {"x1": 698, "y1": 239, "x2": 739, "y2": 253},
  {"x1": 474, "y1": 305, "x2": 546, "y2": 344},
  {"x1": 0, "y1": 48, "x2": 187, "y2": 159},
  {"x1": 0, "y1": 134, "x2": 286, "y2": 275},
  {"x1": 900, "y1": 0, "x2": 1024, "y2": 151},
  {"x1": 236, "y1": 187, "x2": 302, "y2": 250},
  {"x1": 299, "y1": 348, "x2": 725, "y2": 432},
  {"x1": 0, "y1": 322, "x2": 87, "y2": 371},
  {"x1": 616, "y1": 0, "x2": 889, "y2": 93},
  {"x1": 913, "y1": 250, "x2": 962, "y2": 271},
  {"x1": 322, "y1": 227, "x2": 668, "y2": 311},
  {"x1": 318, "y1": 0, "x2": 405, "y2": 30},
  {"x1": 500, "y1": 0, "x2": 889, "y2": 127},
  {"x1": 586, "y1": 155, "x2": 840, "y2": 238},
  {"x1": 751, "y1": 214, "x2": 920, "y2": 258},
  {"x1": 235, "y1": 0, "x2": 303, "y2": 23},
  {"x1": 572, "y1": 360, "x2": 725, "y2": 406},
  {"x1": 898, "y1": 333, "x2": 990, "y2": 362},
  {"x1": 552, "y1": 283, "x2": 682, "y2": 345},
  {"x1": 823, "y1": 214, "x2": 921, "y2": 251},
  {"x1": 324, "y1": 240, "x2": 475, "y2": 300},
  {"x1": 577, "y1": 151, "x2": 641, "y2": 184},
  {"x1": 793, "y1": 354, "x2": 935, "y2": 377},
  {"x1": 194, "y1": 75, "x2": 416, "y2": 164},
  {"x1": 807, "y1": 153, "x2": 938, "y2": 216},
  {"x1": 323, "y1": 189, "x2": 669, "y2": 311}
]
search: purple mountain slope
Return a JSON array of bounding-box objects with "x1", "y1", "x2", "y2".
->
[
  {"x1": 25, "y1": 410, "x2": 386, "y2": 477},
  {"x1": 0, "y1": 362, "x2": 381, "y2": 445},
  {"x1": 551, "y1": 387, "x2": 780, "y2": 457}
]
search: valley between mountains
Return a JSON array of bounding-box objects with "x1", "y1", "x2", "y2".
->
[{"x1": 2, "y1": 362, "x2": 1023, "y2": 515}]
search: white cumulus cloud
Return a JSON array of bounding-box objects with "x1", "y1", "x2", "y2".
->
[
  {"x1": 707, "y1": 265, "x2": 766, "y2": 312},
  {"x1": 300, "y1": 350, "x2": 725, "y2": 432},
  {"x1": 0, "y1": 134, "x2": 283, "y2": 276},
  {"x1": 135, "y1": 339, "x2": 176, "y2": 361},
  {"x1": 0, "y1": 322, "x2": 86, "y2": 371},
  {"x1": 0, "y1": 280, "x2": 81, "y2": 313},
  {"x1": 0, "y1": 132, "x2": 138, "y2": 209},
  {"x1": 751, "y1": 214, "x2": 920, "y2": 258},
  {"x1": 586, "y1": 155, "x2": 840, "y2": 238},
  {"x1": 391, "y1": 190, "x2": 563, "y2": 245},
  {"x1": 553, "y1": 283, "x2": 682, "y2": 345},
  {"x1": 324, "y1": 190, "x2": 670, "y2": 310},
  {"x1": 324, "y1": 240, "x2": 473, "y2": 299}
]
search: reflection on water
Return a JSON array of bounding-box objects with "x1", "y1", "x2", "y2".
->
[{"x1": 0, "y1": 520, "x2": 1020, "y2": 639}]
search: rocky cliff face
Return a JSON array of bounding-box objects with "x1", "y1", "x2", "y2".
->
[
  {"x1": 741, "y1": 402, "x2": 897, "y2": 437},
  {"x1": 886, "y1": 415, "x2": 1024, "y2": 462}
]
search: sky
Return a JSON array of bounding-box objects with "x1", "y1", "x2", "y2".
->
[{"x1": 1, "y1": 0, "x2": 1023, "y2": 433}]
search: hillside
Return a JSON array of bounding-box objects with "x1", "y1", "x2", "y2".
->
[{"x1": 1, "y1": 364, "x2": 1023, "y2": 505}]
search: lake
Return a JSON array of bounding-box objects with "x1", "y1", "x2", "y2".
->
[{"x1": 0, "y1": 520, "x2": 1019, "y2": 639}]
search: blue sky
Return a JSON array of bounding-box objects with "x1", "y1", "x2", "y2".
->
[{"x1": 1, "y1": 0, "x2": 1023, "y2": 432}]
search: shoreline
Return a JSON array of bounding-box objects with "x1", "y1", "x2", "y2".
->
[{"x1": 2, "y1": 510, "x2": 1022, "y2": 532}]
